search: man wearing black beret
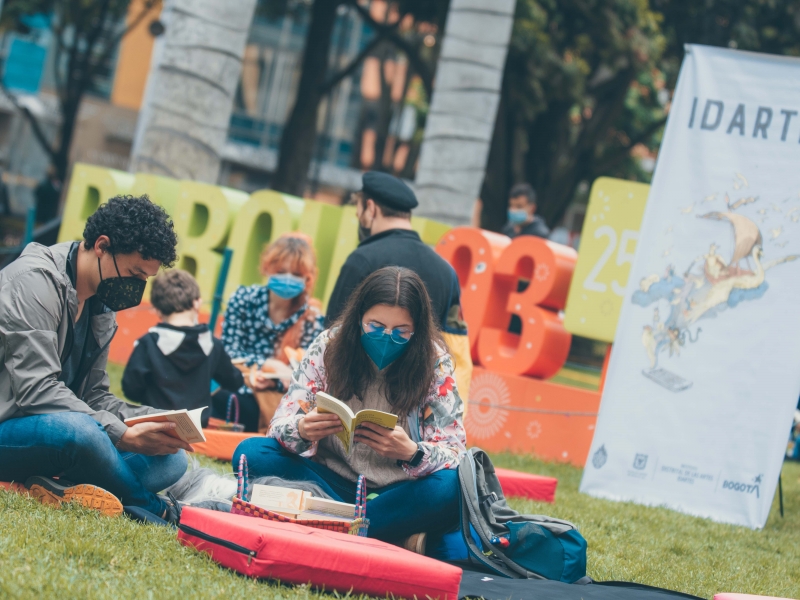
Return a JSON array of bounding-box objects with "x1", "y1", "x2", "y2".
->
[{"x1": 325, "y1": 171, "x2": 465, "y2": 336}]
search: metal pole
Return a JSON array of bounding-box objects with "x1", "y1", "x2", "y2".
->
[
  {"x1": 778, "y1": 474, "x2": 784, "y2": 519},
  {"x1": 208, "y1": 248, "x2": 234, "y2": 335}
]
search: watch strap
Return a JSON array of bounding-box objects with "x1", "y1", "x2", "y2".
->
[{"x1": 398, "y1": 443, "x2": 425, "y2": 468}]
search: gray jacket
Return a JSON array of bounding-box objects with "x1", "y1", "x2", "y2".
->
[{"x1": 0, "y1": 242, "x2": 155, "y2": 443}]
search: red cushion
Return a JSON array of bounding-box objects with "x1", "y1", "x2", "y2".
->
[
  {"x1": 495, "y1": 467, "x2": 557, "y2": 503},
  {"x1": 178, "y1": 507, "x2": 462, "y2": 599},
  {"x1": 714, "y1": 595, "x2": 794, "y2": 600}
]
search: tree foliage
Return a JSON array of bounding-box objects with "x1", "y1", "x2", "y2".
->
[
  {"x1": 481, "y1": 0, "x2": 666, "y2": 230},
  {"x1": 0, "y1": 0, "x2": 161, "y2": 181},
  {"x1": 481, "y1": 0, "x2": 800, "y2": 231}
]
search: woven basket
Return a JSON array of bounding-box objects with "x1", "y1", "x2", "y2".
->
[{"x1": 231, "y1": 454, "x2": 369, "y2": 537}]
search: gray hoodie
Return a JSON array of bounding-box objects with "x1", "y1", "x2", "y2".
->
[{"x1": 0, "y1": 242, "x2": 155, "y2": 443}]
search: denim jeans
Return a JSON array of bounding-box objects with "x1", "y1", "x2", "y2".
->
[
  {"x1": 233, "y1": 437, "x2": 460, "y2": 543},
  {"x1": 0, "y1": 412, "x2": 187, "y2": 515}
]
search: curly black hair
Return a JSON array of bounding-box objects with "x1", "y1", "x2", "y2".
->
[{"x1": 83, "y1": 195, "x2": 178, "y2": 267}]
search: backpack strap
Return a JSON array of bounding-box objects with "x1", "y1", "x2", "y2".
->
[{"x1": 458, "y1": 448, "x2": 541, "y2": 579}]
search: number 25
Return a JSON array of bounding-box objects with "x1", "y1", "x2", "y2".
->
[{"x1": 583, "y1": 226, "x2": 638, "y2": 297}]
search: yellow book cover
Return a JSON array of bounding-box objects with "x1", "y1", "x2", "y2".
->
[{"x1": 315, "y1": 391, "x2": 397, "y2": 453}]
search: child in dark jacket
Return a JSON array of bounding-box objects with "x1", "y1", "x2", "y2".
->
[{"x1": 122, "y1": 269, "x2": 243, "y2": 427}]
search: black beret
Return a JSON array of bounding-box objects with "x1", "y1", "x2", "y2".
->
[{"x1": 361, "y1": 171, "x2": 418, "y2": 211}]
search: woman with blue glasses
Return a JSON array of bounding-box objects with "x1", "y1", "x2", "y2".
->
[
  {"x1": 234, "y1": 266, "x2": 466, "y2": 553},
  {"x1": 217, "y1": 234, "x2": 325, "y2": 432}
]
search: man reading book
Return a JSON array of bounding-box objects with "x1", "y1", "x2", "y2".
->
[{"x1": 0, "y1": 196, "x2": 188, "y2": 522}]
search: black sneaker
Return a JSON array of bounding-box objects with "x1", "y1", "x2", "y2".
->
[
  {"x1": 25, "y1": 476, "x2": 123, "y2": 517},
  {"x1": 159, "y1": 492, "x2": 183, "y2": 525}
]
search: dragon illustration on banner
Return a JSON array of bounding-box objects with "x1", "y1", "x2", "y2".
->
[{"x1": 633, "y1": 173, "x2": 799, "y2": 391}]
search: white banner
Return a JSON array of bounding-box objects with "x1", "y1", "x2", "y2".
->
[{"x1": 580, "y1": 45, "x2": 800, "y2": 529}]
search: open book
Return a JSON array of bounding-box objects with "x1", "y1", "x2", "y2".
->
[
  {"x1": 249, "y1": 484, "x2": 357, "y2": 523},
  {"x1": 124, "y1": 407, "x2": 206, "y2": 444},
  {"x1": 315, "y1": 391, "x2": 397, "y2": 453}
]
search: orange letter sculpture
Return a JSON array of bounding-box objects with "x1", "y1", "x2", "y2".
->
[
  {"x1": 436, "y1": 228, "x2": 510, "y2": 356},
  {"x1": 437, "y1": 229, "x2": 577, "y2": 379}
]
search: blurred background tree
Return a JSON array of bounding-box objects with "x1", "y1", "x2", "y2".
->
[
  {"x1": 480, "y1": 0, "x2": 800, "y2": 231},
  {"x1": 0, "y1": 0, "x2": 161, "y2": 181},
  {"x1": 2, "y1": 0, "x2": 797, "y2": 229},
  {"x1": 479, "y1": 0, "x2": 667, "y2": 231},
  {"x1": 267, "y1": 0, "x2": 800, "y2": 227},
  {"x1": 268, "y1": 0, "x2": 449, "y2": 197}
]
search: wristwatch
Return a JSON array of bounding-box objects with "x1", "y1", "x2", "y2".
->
[{"x1": 398, "y1": 443, "x2": 425, "y2": 468}]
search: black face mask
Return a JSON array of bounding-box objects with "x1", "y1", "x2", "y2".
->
[{"x1": 96, "y1": 253, "x2": 146, "y2": 312}]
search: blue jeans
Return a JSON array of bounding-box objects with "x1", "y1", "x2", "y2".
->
[
  {"x1": 0, "y1": 412, "x2": 187, "y2": 515},
  {"x1": 233, "y1": 438, "x2": 460, "y2": 543}
]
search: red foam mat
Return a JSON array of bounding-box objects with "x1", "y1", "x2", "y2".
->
[
  {"x1": 495, "y1": 467, "x2": 558, "y2": 503},
  {"x1": 178, "y1": 507, "x2": 462, "y2": 599}
]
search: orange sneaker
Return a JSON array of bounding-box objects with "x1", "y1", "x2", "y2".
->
[{"x1": 25, "y1": 476, "x2": 123, "y2": 517}]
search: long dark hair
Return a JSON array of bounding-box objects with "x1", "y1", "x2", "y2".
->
[{"x1": 324, "y1": 266, "x2": 444, "y2": 415}]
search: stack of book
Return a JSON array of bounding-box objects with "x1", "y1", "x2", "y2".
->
[{"x1": 249, "y1": 484, "x2": 358, "y2": 525}]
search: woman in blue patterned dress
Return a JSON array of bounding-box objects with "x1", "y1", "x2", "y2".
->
[{"x1": 214, "y1": 234, "x2": 325, "y2": 431}]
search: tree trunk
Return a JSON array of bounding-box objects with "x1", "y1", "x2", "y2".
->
[
  {"x1": 413, "y1": 0, "x2": 515, "y2": 225},
  {"x1": 53, "y1": 95, "x2": 81, "y2": 182},
  {"x1": 530, "y1": 68, "x2": 635, "y2": 228},
  {"x1": 130, "y1": 0, "x2": 257, "y2": 183},
  {"x1": 478, "y1": 75, "x2": 513, "y2": 232},
  {"x1": 271, "y1": 0, "x2": 340, "y2": 197}
]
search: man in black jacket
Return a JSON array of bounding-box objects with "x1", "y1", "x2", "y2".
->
[
  {"x1": 326, "y1": 172, "x2": 463, "y2": 331},
  {"x1": 123, "y1": 269, "x2": 244, "y2": 427}
]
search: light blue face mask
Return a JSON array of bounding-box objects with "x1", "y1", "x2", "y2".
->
[
  {"x1": 267, "y1": 274, "x2": 306, "y2": 299},
  {"x1": 507, "y1": 208, "x2": 530, "y2": 225}
]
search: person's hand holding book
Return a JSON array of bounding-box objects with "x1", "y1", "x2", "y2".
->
[
  {"x1": 298, "y1": 408, "x2": 344, "y2": 442},
  {"x1": 117, "y1": 422, "x2": 194, "y2": 455},
  {"x1": 353, "y1": 422, "x2": 418, "y2": 461},
  {"x1": 250, "y1": 359, "x2": 294, "y2": 391}
]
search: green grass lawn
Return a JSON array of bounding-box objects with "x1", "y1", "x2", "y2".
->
[{"x1": 0, "y1": 363, "x2": 794, "y2": 599}]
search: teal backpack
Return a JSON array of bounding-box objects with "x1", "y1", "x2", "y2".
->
[{"x1": 457, "y1": 448, "x2": 588, "y2": 583}]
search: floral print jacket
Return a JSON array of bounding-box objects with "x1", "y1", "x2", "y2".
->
[{"x1": 269, "y1": 329, "x2": 467, "y2": 477}]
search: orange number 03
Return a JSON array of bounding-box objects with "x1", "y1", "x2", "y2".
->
[{"x1": 436, "y1": 228, "x2": 577, "y2": 379}]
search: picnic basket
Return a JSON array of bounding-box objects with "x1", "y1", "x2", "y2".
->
[{"x1": 231, "y1": 454, "x2": 369, "y2": 537}]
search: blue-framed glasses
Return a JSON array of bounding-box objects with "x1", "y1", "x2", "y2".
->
[{"x1": 362, "y1": 321, "x2": 414, "y2": 344}]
